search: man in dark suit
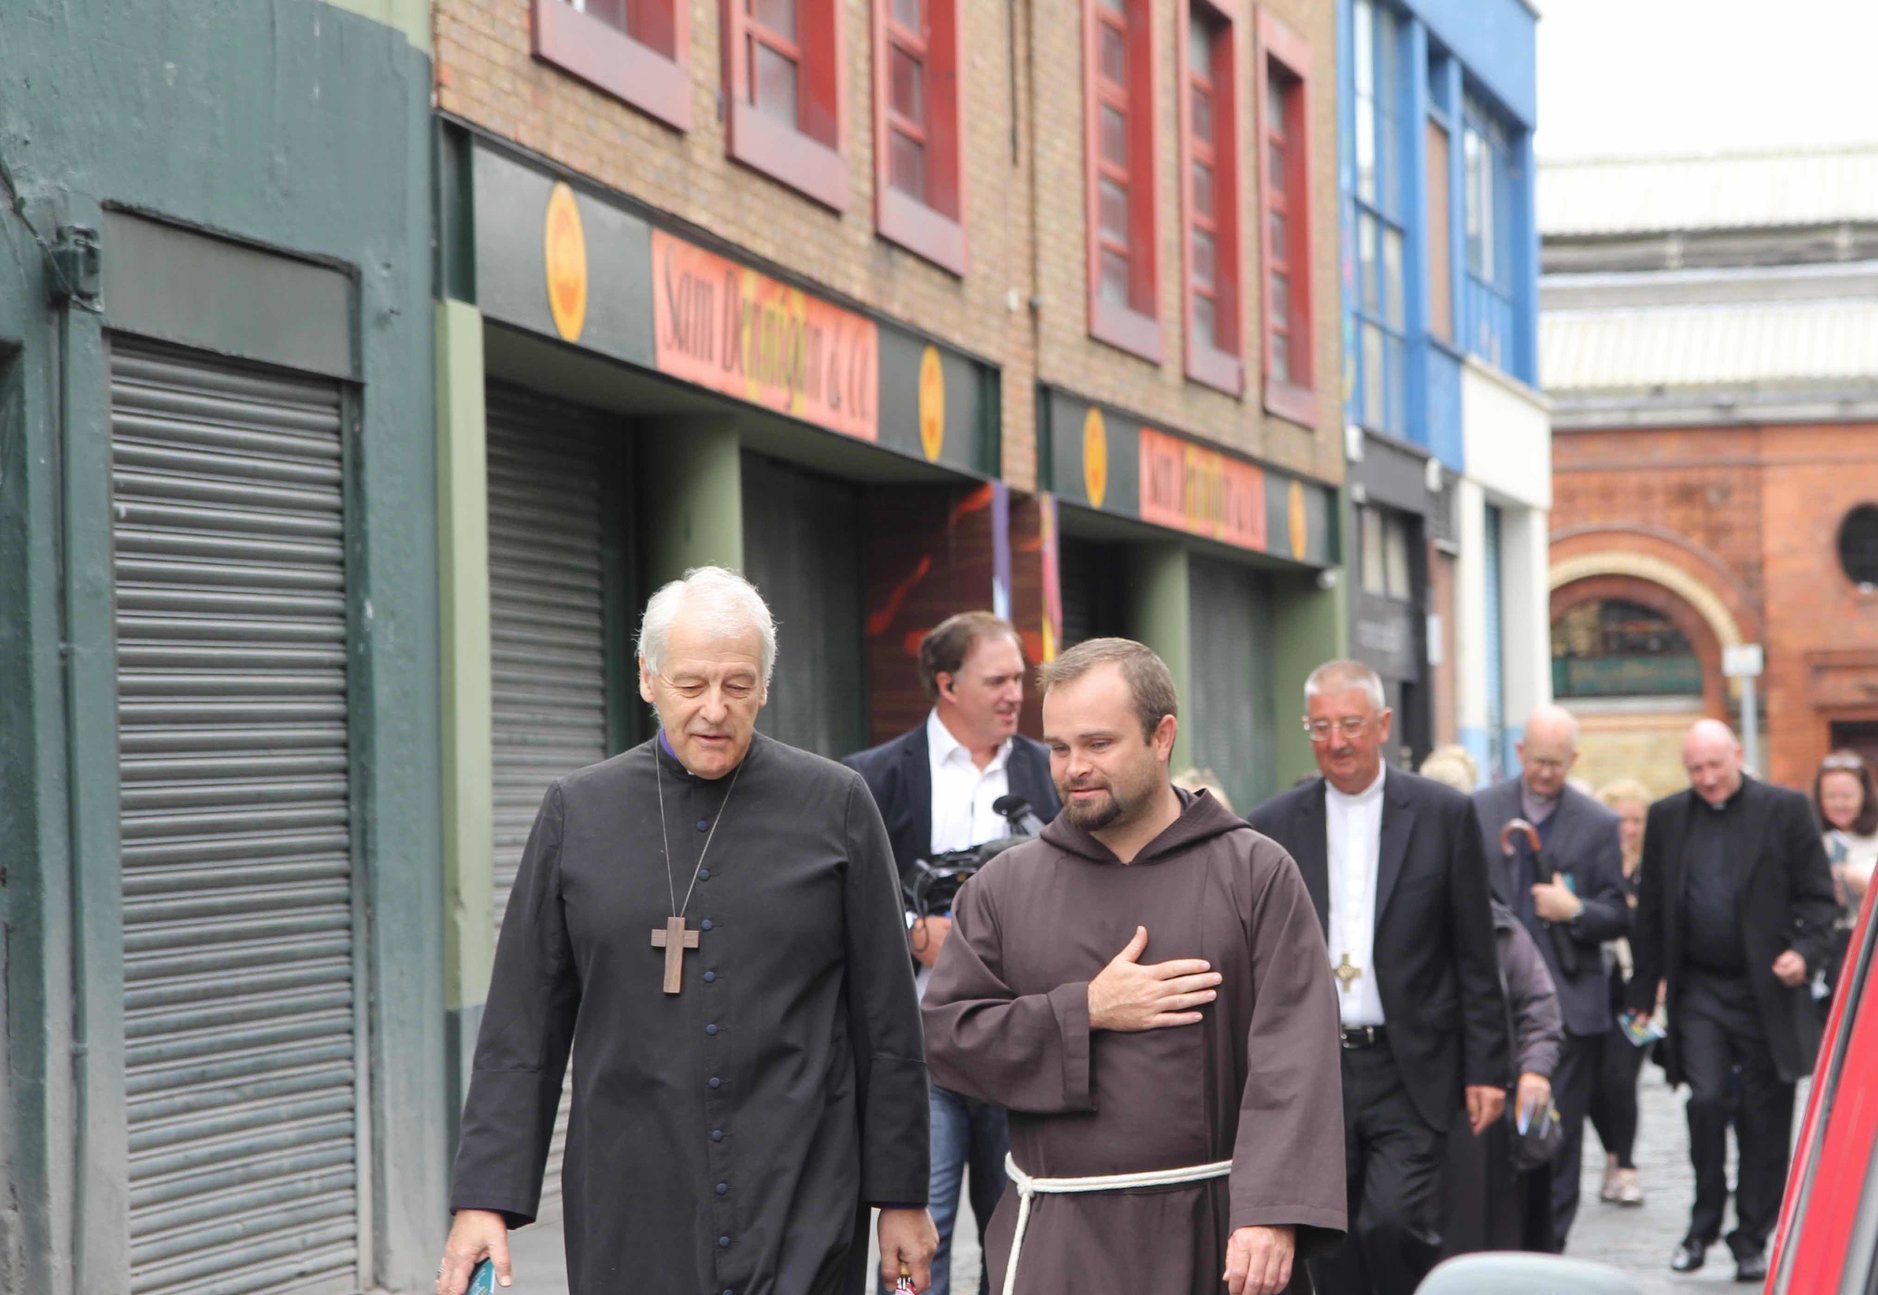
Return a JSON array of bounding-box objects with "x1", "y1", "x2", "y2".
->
[
  {"x1": 844, "y1": 611, "x2": 1059, "y2": 1295},
  {"x1": 1248, "y1": 659, "x2": 1508, "y2": 1295},
  {"x1": 1473, "y1": 703, "x2": 1629, "y2": 1252},
  {"x1": 1628, "y1": 719, "x2": 1836, "y2": 1282}
]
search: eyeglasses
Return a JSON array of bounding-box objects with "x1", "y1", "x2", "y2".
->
[
  {"x1": 1527, "y1": 757, "x2": 1571, "y2": 774},
  {"x1": 1303, "y1": 716, "x2": 1373, "y2": 742}
]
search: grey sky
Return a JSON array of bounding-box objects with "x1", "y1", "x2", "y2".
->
[{"x1": 1536, "y1": 0, "x2": 1878, "y2": 159}]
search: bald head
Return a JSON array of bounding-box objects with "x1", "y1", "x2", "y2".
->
[
  {"x1": 1516, "y1": 703, "x2": 1581, "y2": 800},
  {"x1": 1683, "y1": 719, "x2": 1745, "y2": 806}
]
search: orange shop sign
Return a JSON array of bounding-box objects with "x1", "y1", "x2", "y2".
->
[
  {"x1": 651, "y1": 229, "x2": 879, "y2": 442},
  {"x1": 1137, "y1": 427, "x2": 1267, "y2": 551}
]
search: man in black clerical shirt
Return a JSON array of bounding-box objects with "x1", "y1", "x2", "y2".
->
[
  {"x1": 438, "y1": 567, "x2": 937, "y2": 1295},
  {"x1": 844, "y1": 611, "x2": 1060, "y2": 1295},
  {"x1": 1627, "y1": 719, "x2": 1836, "y2": 1282}
]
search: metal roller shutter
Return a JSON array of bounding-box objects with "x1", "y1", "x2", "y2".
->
[
  {"x1": 485, "y1": 386, "x2": 609, "y2": 1218},
  {"x1": 112, "y1": 340, "x2": 361, "y2": 1295},
  {"x1": 1188, "y1": 557, "x2": 1276, "y2": 813}
]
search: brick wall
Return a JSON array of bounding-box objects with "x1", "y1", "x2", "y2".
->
[
  {"x1": 434, "y1": 0, "x2": 1343, "y2": 491},
  {"x1": 1551, "y1": 419, "x2": 1878, "y2": 789}
]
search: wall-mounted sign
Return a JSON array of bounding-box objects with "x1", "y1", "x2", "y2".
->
[
  {"x1": 652, "y1": 229, "x2": 879, "y2": 442},
  {"x1": 1138, "y1": 427, "x2": 1266, "y2": 550},
  {"x1": 1043, "y1": 387, "x2": 1335, "y2": 568},
  {"x1": 543, "y1": 182, "x2": 589, "y2": 342},
  {"x1": 918, "y1": 345, "x2": 946, "y2": 461}
]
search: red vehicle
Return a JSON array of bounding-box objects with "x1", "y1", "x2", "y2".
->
[{"x1": 1768, "y1": 875, "x2": 1878, "y2": 1293}]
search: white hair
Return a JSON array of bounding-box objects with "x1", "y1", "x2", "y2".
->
[
  {"x1": 636, "y1": 566, "x2": 777, "y2": 685},
  {"x1": 1303, "y1": 659, "x2": 1387, "y2": 712}
]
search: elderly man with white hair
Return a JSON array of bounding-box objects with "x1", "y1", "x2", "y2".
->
[{"x1": 438, "y1": 566, "x2": 938, "y2": 1295}]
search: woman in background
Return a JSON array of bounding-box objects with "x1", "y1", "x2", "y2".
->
[
  {"x1": 1589, "y1": 778, "x2": 1651, "y2": 1207},
  {"x1": 1812, "y1": 750, "x2": 1878, "y2": 994}
]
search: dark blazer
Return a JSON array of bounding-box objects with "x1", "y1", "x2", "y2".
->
[
  {"x1": 1472, "y1": 780, "x2": 1631, "y2": 1038},
  {"x1": 1626, "y1": 776, "x2": 1838, "y2": 1084},
  {"x1": 842, "y1": 720, "x2": 1061, "y2": 891},
  {"x1": 1249, "y1": 767, "x2": 1510, "y2": 1132}
]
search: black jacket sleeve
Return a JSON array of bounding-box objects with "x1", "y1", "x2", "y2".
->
[
  {"x1": 1627, "y1": 801, "x2": 1671, "y2": 1016},
  {"x1": 1568, "y1": 810, "x2": 1632, "y2": 946}
]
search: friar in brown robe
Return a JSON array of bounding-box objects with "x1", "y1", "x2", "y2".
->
[{"x1": 922, "y1": 638, "x2": 1347, "y2": 1295}]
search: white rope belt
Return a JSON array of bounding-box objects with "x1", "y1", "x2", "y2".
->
[{"x1": 999, "y1": 1152, "x2": 1232, "y2": 1295}]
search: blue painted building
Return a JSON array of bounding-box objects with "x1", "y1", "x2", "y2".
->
[{"x1": 1336, "y1": 0, "x2": 1552, "y2": 782}]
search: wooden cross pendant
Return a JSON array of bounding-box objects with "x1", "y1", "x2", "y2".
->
[
  {"x1": 1334, "y1": 952, "x2": 1363, "y2": 994},
  {"x1": 651, "y1": 916, "x2": 702, "y2": 994}
]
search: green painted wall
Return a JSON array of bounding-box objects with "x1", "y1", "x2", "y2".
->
[
  {"x1": 1271, "y1": 575, "x2": 1353, "y2": 788},
  {"x1": 641, "y1": 419, "x2": 747, "y2": 587},
  {"x1": 1123, "y1": 544, "x2": 1194, "y2": 775},
  {"x1": 0, "y1": 3, "x2": 441, "y2": 1290}
]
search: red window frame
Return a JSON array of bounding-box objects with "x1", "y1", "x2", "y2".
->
[
  {"x1": 1255, "y1": 7, "x2": 1318, "y2": 427},
  {"x1": 1178, "y1": 0, "x2": 1242, "y2": 393},
  {"x1": 533, "y1": 0, "x2": 693, "y2": 132},
  {"x1": 873, "y1": 0, "x2": 966, "y2": 273},
  {"x1": 724, "y1": 0, "x2": 849, "y2": 210},
  {"x1": 1082, "y1": 0, "x2": 1162, "y2": 363}
]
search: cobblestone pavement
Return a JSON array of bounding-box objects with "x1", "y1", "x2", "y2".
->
[{"x1": 505, "y1": 1068, "x2": 1796, "y2": 1295}]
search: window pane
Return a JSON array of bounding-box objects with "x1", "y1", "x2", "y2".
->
[
  {"x1": 1192, "y1": 83, "x2": 1213, "y2": 146},
  {"x1": 1100, "y1": 105, "x2": 1128, "y2": 168},
  {"x1": 1355, "y1": 101, "x2": 1376, "y2": 205},
  {"x1": 1384, "y1": 513, "x2": 1412, "y2": 599},
  {"x1": 1362, "y1": 322, "x2": 1384, "y2": 428},
  {"x1": 1268, "y1": 210, "x2": 1288, "y2": 261},
  {"x1": 1100, "y1": 248, "x2": 1131, "y2": 304},
  {"x1": 1377, "y1": 4, "x2": 1400, "y2": 99},
  {"x1": 1189, "y1": 11, "x2": 1211, "y2": 74},
  {"x1": 1360, "y1": 506, "x2": 1386, "y2": 595},
  {"x1": 1464, "y1": 126, "x2": 1486, "y2": 273},
  {"x1": 1386, "y1": 333, "x2": 1406, "y2": 433},
  {"x1": 891, "y1": 45, "x2": 925, "y2": 124},
  {"x1": 753, "y1": 41, "x2": 799, "y2": 121},
  {"x1": 1379, "y1": 105, "x2": 1399, "y2": 218},
  {"x1": 890, "y1": 129, "x2": 926, "y2": 201},
  {"x1": 1268, "y1": 139, "x2": 1287, "y2": 194},
  {"x1": 1267, "y1": 74, "x2": 1287, "y2": 139},
  {"x1": 1383, "y1": 226, "x2": 1404, "y2": 331},
  {"x1": 1271, "y1": 329, "x2": 1291, "y2": 384},
  {"x1": 1098, "y1": 0, "x2": 1125, "y2": 11},
  {"x1": 579, "y1": 0, "x2": 631, "y2": 33},
  {"x1": 1358, "y1": 214, "x2": 1379, "y2": 317},
  {"x1": 1100, "y1": 24, "x2": 1127, "y2": 86},
  {"x1": 1099, "y1": 177, "x2": 1129, "y2": 240},
  {"x1": 1193, "y1": 292, "x2": 1216, "y2": 352},
  {"x1": 753, "y1": 0, "x2": 796, "y2": 40},
  {"x1": 1193, "y1": 228, "x2": 1216, "y2": 290},
  {"x1": 1192, "y1": 161, "x2": 1214, "y2": 221},
  {"x1": 891, "y1": 0, "x2": 922, "y2": 32},
  {"x1": 1269, "y1": 271, "x2": 1289, "y2": 329},
  {"x1": 1353, "y1": 0, "x2": 1374, "y2": 99}
]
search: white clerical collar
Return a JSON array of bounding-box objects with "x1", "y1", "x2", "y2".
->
[
  {"x1": 1325, "y1": 764, "x2": 1387, "y2": 808},
  {"x1": 927, "y1": 709, "x2": 1012, "y2": 771}
]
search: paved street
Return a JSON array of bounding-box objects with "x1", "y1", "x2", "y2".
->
[{"x1": 505, "y1": 1066, "x2": 1789, "y2": 1294}]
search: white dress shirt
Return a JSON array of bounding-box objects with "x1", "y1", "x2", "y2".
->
[
  {"x1": 1325, "y1": 765, "x2": 1388, "y2": 1027},
  {"x1": 927, "y1": 710, "x2": 1014, "y2": 854}
]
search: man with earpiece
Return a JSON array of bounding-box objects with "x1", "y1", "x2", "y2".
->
[{"x1": 846, "y1": 611, "x2": 1062, "y2": 1295}]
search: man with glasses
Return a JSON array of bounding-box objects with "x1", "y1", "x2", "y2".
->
[
  {"x1": 1248, "y1": 660, "x2": 1507, "y2": 1295},
  {"x1": 1473, "y1": 704, "x2": 1629, "y2": 1251}
]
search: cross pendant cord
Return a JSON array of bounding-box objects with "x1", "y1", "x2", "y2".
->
[{"x1": 656, "y1": 743, "x2": 745, "y2": 921}]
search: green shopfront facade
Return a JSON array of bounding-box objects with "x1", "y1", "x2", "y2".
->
[{"x1": 0, "y1": 4, "x2": 443, "y2": 1294}]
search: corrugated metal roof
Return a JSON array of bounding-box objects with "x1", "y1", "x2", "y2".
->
[
  {"x1": 1540, "y1": 146, "x2": 1878, "y2": 237},
  {"x1": 1541, "y1": 299, "x2": 1878, "y2": 392}
]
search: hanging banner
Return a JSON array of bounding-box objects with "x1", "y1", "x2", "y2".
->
[{"x1": 651, "y1": 229, "x2": 879, "y2": 443}]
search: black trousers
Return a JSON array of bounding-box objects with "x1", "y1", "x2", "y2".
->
[
  {"x1": 1588, "y1": 1016, "x2": 1647, "y2": 1168},
  {"x1": 1311, "y1": 1040, "x2": 1445, "y2": 1295},
  {"x1": 1678, "y1": 970, "x2": 1795, "y2": 1259},
  {"x1": 1540, "y1": 1031, "x2": 1599, "y2": 1252}
]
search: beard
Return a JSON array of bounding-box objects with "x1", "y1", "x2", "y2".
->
[{"x1": 1059, "y1": 777, "x2": 1144, "y2": 832}]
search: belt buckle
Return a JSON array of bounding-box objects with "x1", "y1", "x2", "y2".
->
[{"x1": 1340, "y1": 1026, "x2": 1376, "y2": 1050}]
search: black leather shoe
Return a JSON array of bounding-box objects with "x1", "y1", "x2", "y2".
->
[
  {"x1": 1735, "y1": 1252, "x2": 1768, "y2": 1283},
  {"x1": 1671, "y1": 1240, "x2": 1707, "y2": 1272}
]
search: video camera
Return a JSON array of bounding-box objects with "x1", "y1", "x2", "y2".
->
[{"x1": 903, "y1": 795, "x2": 1044, "y2": 919}]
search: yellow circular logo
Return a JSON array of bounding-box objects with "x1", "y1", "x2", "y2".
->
[
  {"x1": 1082, "y1": 408, "x2": 1109, "y2": 509},
  {"x1": 544, "y1": 181, "x2": 588, "y2": 343},
  {"x1": 1288, "y1": 479, "x2": 1309, "y2": 559},
  {"x1": 918, "y1": 345, "x2": 946, "y2": 462}
]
